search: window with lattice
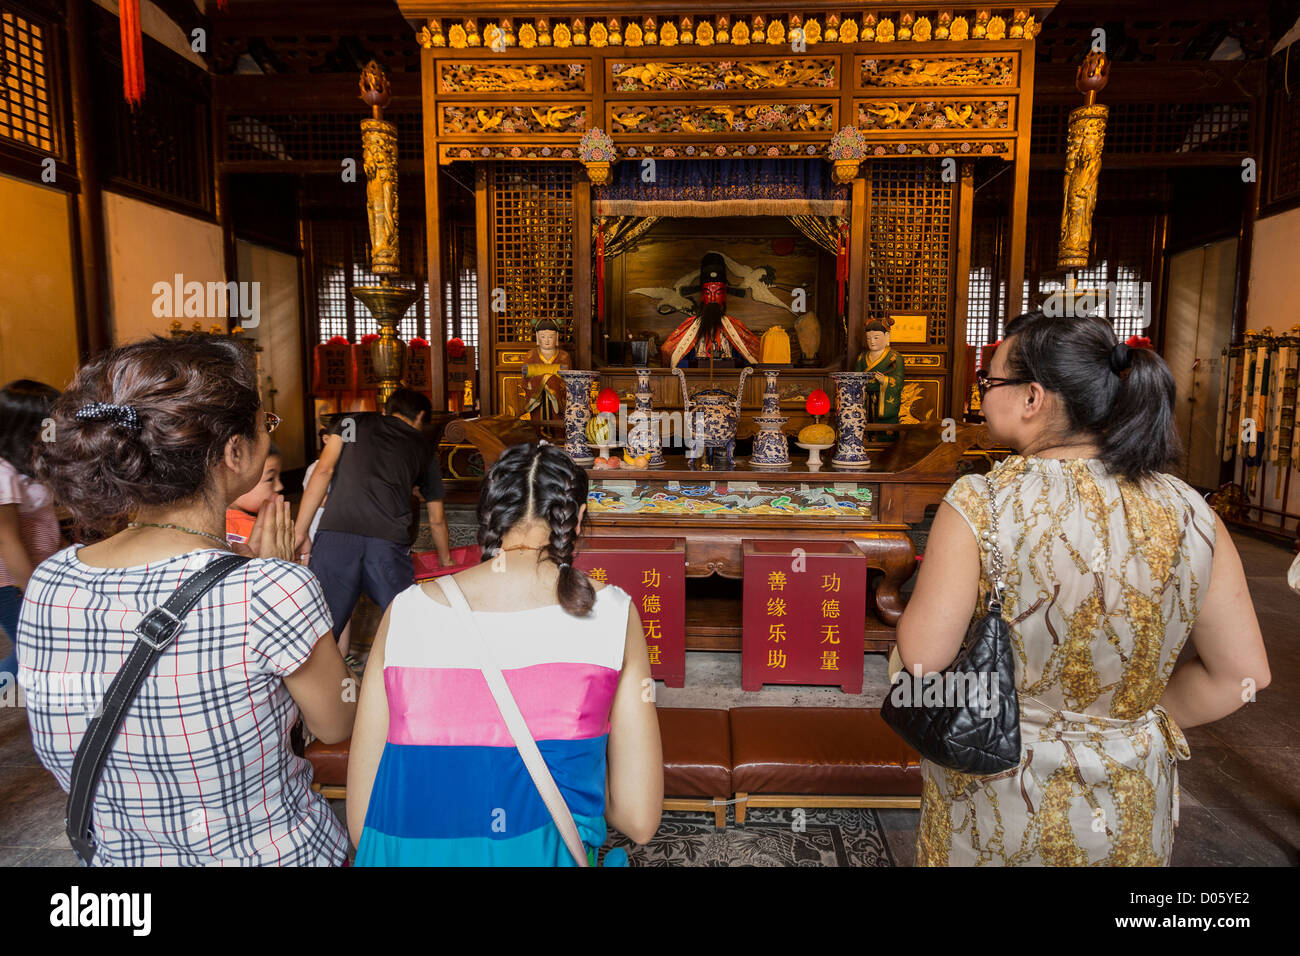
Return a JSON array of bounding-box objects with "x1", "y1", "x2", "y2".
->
[
  {"x1": 866, "y1": 161, "x2": 952, "y2": 345},
  {"x1": 489, "y1": 162, "x2": 574, "y2": 345},
  {"x1": 0, "y1": 6, "x2": 56, "y2": 156},
  {"x1": 310, "y1": 219, "x2": 431, "y2": 345}
]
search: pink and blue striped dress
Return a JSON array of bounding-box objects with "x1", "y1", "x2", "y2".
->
[{"x1": 356, "y1": 581, "x2": 631, "y2": 866}]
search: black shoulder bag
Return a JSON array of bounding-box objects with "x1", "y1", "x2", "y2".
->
[
  {"x1": 881, "y1": 471, "x2": 1022, "y2": 775},
  {"x1": 66, "y1": 554, "x2": 250, "y2": 865}
]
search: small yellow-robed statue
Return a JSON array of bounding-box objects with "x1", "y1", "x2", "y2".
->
[{"x1": 521, "y1": 318, "x2": 572, "y2": 422}]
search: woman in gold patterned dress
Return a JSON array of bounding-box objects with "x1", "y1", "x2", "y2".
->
[{"x1": 895, "y1": 311, "x2": 1271, "y2": 866}]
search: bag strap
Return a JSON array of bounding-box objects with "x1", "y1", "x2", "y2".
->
[
  {"x1": 982, "y1": 471, "x2": 1007, "y2": 615},
  {"x1": 66, "y1": 553, "x2": 251, "y2": 865},
  {"x1": 435, "y1": 576, "x2": 590, "y2": 868}
]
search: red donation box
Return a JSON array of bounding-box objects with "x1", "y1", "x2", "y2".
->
[
  {"x1": 574, "y1": 536, "x2": 686, "y2": 688},
  {"x1": 313, "y1": 338, "x2": 355, "y2": 400},
  {"x1": 742, "y1": 540, "x2": 865, "y2": 694}
]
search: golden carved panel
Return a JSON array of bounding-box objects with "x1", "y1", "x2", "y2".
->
[
  {"x1": 858, "y1": 55, "x2": 1017, "y2": 89},
  {"x1": 608, "y1": 101, "x2": 836, "y2": 135},
  {"x1": 437, "y1": 60, "x2": 588, "y2": 93},
  {"x1": 440, "y1": 104, "x2": 588, "y2": 135},
  {"x1": 855, "y1": 98, "x2": 1013, "y2": 131},
  {"x1": 608, "y1": 58, "x2": 837, "y2": 93}
]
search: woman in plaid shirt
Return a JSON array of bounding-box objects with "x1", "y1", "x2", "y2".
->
[{"x1": 19, "y1": 336, "x2": 356, "y2": 866}]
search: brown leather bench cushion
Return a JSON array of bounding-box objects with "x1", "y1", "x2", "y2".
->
[
  {"x1": 658, "y1": 707, "x2": 731, "y2": 797},
  {"x1": 305, "y1": 737, "x2": 351, "y2": 787},
  {"x1": 730, "y1": 707, "x2": 922, "y2": 796}
]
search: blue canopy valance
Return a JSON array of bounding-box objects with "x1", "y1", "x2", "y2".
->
[{"x1": 594, "y1": 158, "x2": 848, "y2": 217}]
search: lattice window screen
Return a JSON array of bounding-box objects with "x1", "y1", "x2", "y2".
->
[
  {"x1": 489, "y1": 162, "x2": 574, "y2": 345},
  {"x1": 866, "y1": 161, "x2": 952, "y2": 345},
  {"x1": 311, "y1": 220, "x2": 429, "y2": 344},
  {"x1": 1269, "y1": 86, "x2": 1300, "y2": 205},
  {"x1": 0, "y1": 7, "x2": 55, "y2": 154},
  {"x1": 1032, "y1": 102, "x2": 1251, "y2": 156},
  {"x1": 225, "y1": 111, "x2": 423, "y2": 163}
]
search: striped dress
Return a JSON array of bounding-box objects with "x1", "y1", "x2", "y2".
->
[{"x1": 355, "y1": 581, "x2": 630, "y2": 866}]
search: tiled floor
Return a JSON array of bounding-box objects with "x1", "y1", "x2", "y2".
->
[{"x1": 1, "y1": 528, "x2": 1296, "y2": 866}]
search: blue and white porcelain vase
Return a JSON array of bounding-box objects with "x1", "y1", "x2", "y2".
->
[
  {"x1": 559, "y1": 369, "x2": 599, "y2": 465},
  {"x1": 750, "y1": 369, "x2": 790, "y2": 469},
  {"x1": 830, "y1": 371, "x2": 871, "y2": 470},
  {"x1": 627, "y1": 368, "x2": 665, "y2": 467}
]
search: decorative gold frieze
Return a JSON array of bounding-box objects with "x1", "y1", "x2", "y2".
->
[
  {"x1": 610, "y1": 59, "x2": 837, "y2": 93},
  {"x1": 424, "y1": 10, "x2": 1045, "y2": 50},
  {"x1": 441, "y1": 103, "x2": 588, "y2": 135},
  {"x1": 438, "y1": 61, "x2": 587, "y2": 94},
  {"x1": 860, "y1": 56, "x2": 1016, "y2": 88},
  {"x1": 438, "y1": 138, "x2": 1011, "y2": 165},
  {"x1": 609, "y1": 101, "x2": 836, "y2": 135}
]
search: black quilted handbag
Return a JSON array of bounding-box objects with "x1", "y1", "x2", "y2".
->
[{"x1": 881, "y1": 471, "x2": 1022, "y2": 775}]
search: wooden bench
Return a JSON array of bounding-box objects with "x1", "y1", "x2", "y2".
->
[
  {"x1": 304, "y1": 708, "x2": 735, "y2": 829},
  {"x1": 729, "y1": 707, "x2": 922, "y2": 826}
]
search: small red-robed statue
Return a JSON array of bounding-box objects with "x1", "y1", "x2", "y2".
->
[{"x1": 661, "y1": 252, "x2": 760, "y2": 369}]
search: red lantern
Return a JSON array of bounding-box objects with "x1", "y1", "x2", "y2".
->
[
  {"x1": 806, "y1": 389, "x2": 830, "y2": 416},
  {"x1": 596, "y1": 387, "x2": 621, "y2": 414}
]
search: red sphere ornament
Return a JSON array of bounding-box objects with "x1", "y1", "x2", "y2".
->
[
  {"x1": 806, "y1": 388, "x2": 831, "y2": 416},
  {"x1": 447, "y1": 337, "x2": 466, "y2": 359},
  {"x1": 596, "y1": 387, "x2": 621, "y2": 414}
]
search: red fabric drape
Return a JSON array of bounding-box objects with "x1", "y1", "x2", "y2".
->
[
  {"x1": 835, "y1": 222, "x2": 849, "y2": 315},
  {"x1": 119, "y1": 0, "x2": 145, "y2": 107},
  {"x1": 595, "y1": 220, "x2": 606, "y2": 324}
]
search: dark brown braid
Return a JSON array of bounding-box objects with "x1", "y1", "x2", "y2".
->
[{"x1": 476, "y1": 442, "x2": 595, "y2": 616}]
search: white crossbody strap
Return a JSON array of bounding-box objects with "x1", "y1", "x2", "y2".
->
[{"x1": 436, "y1": 577, "x2": 590, "y2": 867}]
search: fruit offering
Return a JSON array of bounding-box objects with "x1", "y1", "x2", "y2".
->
[{"x1": 798, "y1": 422, "x2": 835, "y2": 445}]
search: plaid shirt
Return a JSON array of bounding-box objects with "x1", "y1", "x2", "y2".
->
[{"x1": 18, "y1": 546, "x2": 348, "y2": 866}]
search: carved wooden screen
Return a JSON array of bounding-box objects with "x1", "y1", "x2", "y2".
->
[
  {"x1": 1267, "y1": 82, "x2": 1300, "y2": 208},
  {"x1": 488, "y1": 161, "x2": 574, "y2": 345},
  {"x1": 866, "y1": 160, "x2": 953, "y2": 346},
  {"x1": 0, "y1": 4, "x2": 56, "y2": 156}
]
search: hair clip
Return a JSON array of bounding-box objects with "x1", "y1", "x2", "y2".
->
[{"x1": 75, "y1": 402, "x2": 142, "y2": 433}]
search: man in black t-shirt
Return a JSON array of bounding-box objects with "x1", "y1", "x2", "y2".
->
[{"x1": 294, "y1": 389, "x2": 452, "y2": 657}]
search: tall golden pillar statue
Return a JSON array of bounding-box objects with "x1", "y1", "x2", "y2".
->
[
  {"x1": 351, "y1": 61, "x2": 417, "y2": 408},
  {"x1": 1057, "y1": 52, "x2": 1110, "y2": 271}
]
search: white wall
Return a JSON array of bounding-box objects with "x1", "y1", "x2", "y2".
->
[
  {"x1": 102, "y1": 190, "x2": 224, "y2": 343},
  {"x1": 236, "y1": 240, "x2": 306, "y2": 470}
]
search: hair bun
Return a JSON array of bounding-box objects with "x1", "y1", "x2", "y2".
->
[{"x1": 1108, "y1": 343, "x2": 1131, "y2": 374}]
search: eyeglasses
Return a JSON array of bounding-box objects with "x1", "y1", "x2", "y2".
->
[
  {"x1": 264, "y1": 411, "x2": 281, "y2": 434},
  {"x1": 975, "y1": 369, "x2": 1033, "y2": 401}
]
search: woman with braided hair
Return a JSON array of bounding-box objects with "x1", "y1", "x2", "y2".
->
[{"x1": 349, "y1": 442, "x2": 663, "y2": 865}]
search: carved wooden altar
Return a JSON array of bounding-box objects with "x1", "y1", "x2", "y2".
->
[{"x1": 395, "y1": 1, "x2": 1057, "y2": 420}]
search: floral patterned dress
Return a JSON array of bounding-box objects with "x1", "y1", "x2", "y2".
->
[{"x1": 916, "y1": 456, "x2": 1216, "y2": 866}]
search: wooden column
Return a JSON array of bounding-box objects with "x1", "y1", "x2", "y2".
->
[
  {"x1": 420, "y1": 40, "x2": 446, "y2": 409},
  {"x1": 66, "y1": 0, "x2": 110, "y2": 356},
  {"x1": 846, "y1": 174, "x2": 868, "y2": 368},
  {"x1": 295, "y1": 193, "x2": 318, "y2": 465},
  {"x1": 951, "y1": 160, "x2": 976, "y2": 419},
  {"x1": 1006, "y1": 42, "x2": 1037, "y2": 318},
  {"x1": 573, "y1": 176, "x2": 592, "y2": 369},
  {"x1": 474, "y1": 163, "x2": 492, "y2": 414}
]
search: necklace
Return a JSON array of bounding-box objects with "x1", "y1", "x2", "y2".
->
[
  {"x1": 127, "y1": 521, "x2": 228, "y2": 549},
  {"x1": 499, "y1": 544, "x2": 544, "y2": 553}
]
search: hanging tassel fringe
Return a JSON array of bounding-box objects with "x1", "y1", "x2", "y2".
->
[
  {"x1": 119, "y1": 0, "x2": 145, "y2": 107},
  {"x1": 595, "y1": 219, "x2": 606, "y2": 325}
]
